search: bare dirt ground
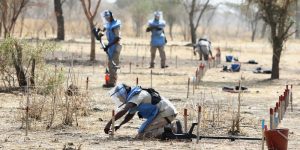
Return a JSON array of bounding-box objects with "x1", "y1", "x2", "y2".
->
[{"x1": 0, "y1": 38, "x2": 299, "y2": 149}]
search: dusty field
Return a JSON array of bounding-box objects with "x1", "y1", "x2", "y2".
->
[{"x1": 0, "y1": 38, "x2": 299, "y2": 149}]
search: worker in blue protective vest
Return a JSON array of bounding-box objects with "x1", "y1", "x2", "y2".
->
[
  {"x1": 102, "y1": 10, "x2": 122, "y2": 88},
  {"x1": 104, "y1": 84, "x2": 177, "y2": 138},
  {"x1": 146, "y1": 11, "x2": 168, "y2": 69}
]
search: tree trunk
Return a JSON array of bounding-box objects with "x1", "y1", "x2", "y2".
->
[
  {"x1": 12, "y1": 22, "x2": 16, "y2": 36},
  {"x1": 19, "y1": 13, "x2": 25, "y2": 37},
  {"x1": 89, "y1": 23, "x2": 95, "y2": 61},
  {"x1": 251, "y1": 29, "x2": 256, "y2": 42},
  {"x1": 12, "y1": 43, "x2": 27, "y2": 87},
  {"x1": 296, "y1": 0, "x2": 300, "y2": 38},
  {"x1": 191, "y1": 27, "x2": 197, "y2": 44},
  {"x1": 54, "y1": 0, "x2": 65, "y2": 41},
  {"x1": 0, "y1": 22, "x2": 2, "y2": 37},
  {"x1": 13, "y1": 60, "x2": 27, "y2": 87},
  {"x1": 261, "y1": 23, "x2": 267, "y2": 38},
  {"x1": 189, "y1": 15, "x2": 197, "y2": 44},
  {"x1": 4, "y1": 27, "x2": 9, "y2": 38},
  {"x1": 271, "y1": 38, "x2": 282, "y2": 79},
  {"x1": 251, "y1": 22, "x2": 258, "y2": 42},
  {"x1": 51, "y1": 24, "x2": 55, "y2": 35},
  {"x1": 169, "y1": 23, "x2": 174, "y2": 41},
  {"x1": 30, "y1": 59, "x2": 35, "y2": 86}
]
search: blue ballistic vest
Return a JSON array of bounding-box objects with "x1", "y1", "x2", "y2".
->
[
  {"x1": 126, "y1": 86, "x2": 159, "y2": 133},
  {"x1": 148, "y1": 19, "x2": 166, "y2": 47},
  {"x1": 104, "y1": 19, "x2": 121, "y2": 59}
]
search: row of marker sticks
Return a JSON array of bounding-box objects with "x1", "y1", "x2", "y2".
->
[
  {"x1": 268, "y1": 85, "x2": 293, "y2": 130},
  {"x1": 195, "y1": 51, "x2": 221, "y2": 85},
  {"x1": 260, "y1": 85, "x2": 293, "y2": 149},
  {"x1": 186, "y1": 53, "x2": 221, "y2": 98}
]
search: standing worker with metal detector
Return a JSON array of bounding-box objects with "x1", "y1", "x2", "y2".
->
[{"x1": 93, "y1": 10, "x2": 122, "y2": 88}]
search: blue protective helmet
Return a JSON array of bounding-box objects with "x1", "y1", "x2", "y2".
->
[
  {"x1": 103, "y1": 10, "x2": 112, "y2": 17},
  {"x1": 109, "y1": 84, "x2": 130, "y2": 109}
]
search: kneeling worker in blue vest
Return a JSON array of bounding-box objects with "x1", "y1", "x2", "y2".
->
[{"x1": 104, "y1": 84, "x2": 177, "y2": 138}]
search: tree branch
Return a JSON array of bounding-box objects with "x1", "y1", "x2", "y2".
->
[
  {"x1": 7, "y1": 0, "x2": 29, "y2": 33},
  {"x1": 80, "y1": 0, "x2": 91, "y2": 19},
  {"x1": 88, "y1": 0, "x2": 91, "y2": 14},
  {"x1": 282, "y1": 22, "x2": 294, "y2": 40},
  {"x1": 91, "y1": 0, "x2": 101, "y2": 19},
  {"x1": 195, "y1": 0, "x2": 210, "y2": 31}
]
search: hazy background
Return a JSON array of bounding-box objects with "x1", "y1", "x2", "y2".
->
[{"x1": 9, "y1": 0, "x2": 293, "y2": 43}]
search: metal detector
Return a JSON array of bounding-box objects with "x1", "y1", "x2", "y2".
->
[
  {"x1": 161, "y1": 123, "x2": 262, "y2": 141},
  {"x1": 92, "y1": 28, "x2": 120, "y2": 70}
]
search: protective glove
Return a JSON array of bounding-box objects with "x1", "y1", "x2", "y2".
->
[
  {"x1": 104, "y1": 44, "x2": 111, "y2": 52},
  {"x1": 114, "y1": 125, "x2": 121, "y2": 131},
  {"x1": 146, "y1": 27, "x2": 151, "y2": 32},
  {"x1": 92, "y1": 28, "x2": 100, "y2": 41},
  {"x1": 98, "y1": 31, "x2": 104, "y2": 37},
  {"x1": 137, "y1": 112, "x2": 143, "y2": 119},
  {"x1": 104, "y1": 126, "x2": 110, "y2": 134},
  {"x1": 104, "y1": 46, "x2": 108, "y2": 52}
]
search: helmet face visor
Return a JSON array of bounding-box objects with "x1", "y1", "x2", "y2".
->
[
  {"x1": 101, "y1": 10, "x2": 113, "y2": 24},
  {"x1": 109, "y1": 84, "x2": 127, "y2": 110},
  {"x1": 154, "y1": 11, "x2": 163, "y2": 20},
  {"x1": 104, "y1": 15, "x2": 111, "y2": 22}
]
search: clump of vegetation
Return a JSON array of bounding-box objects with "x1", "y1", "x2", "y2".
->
[
  {"x1": 0, "y1": 38, "x2": 56, "y2": 89},
  {"x1": 0, "y1": 38, "x2": 91, "y2": 130}
]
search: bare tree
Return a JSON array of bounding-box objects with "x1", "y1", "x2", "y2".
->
[
  {"x1": 0, "y1": 0, "x2": 29, "y2": 38},
  {"x1": 80, "y1": 0, "x2": 101, "y2": 61},
  {"x1": 54, "y1": 0, "x2": 65, "y2": 40},
  {"x1": 255, "y1": 0, "x2": 295, "y2": 79},
  {"x1": 183, "y1": 0, "x2": 210, "y2": 44}
]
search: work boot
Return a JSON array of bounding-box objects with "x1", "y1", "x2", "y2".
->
[
  {"x1": 102, "y1": 83, "x2": 115, "y2": 88},
  {"x1": 149, "y1": 63, "x2": 155, "y2": 68},
  {"x1": 161, "y1": 65, "x2": 168, "y2": 68}
]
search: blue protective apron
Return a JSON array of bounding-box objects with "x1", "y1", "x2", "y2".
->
[
  {"x1": 148, "y1": 19, "x2": 166, "y2": 47},
  {"x1": 104, "y1": 19, "x2": 121, "y2": 59},
  {"x1": 126, "y1": 86, "x2": 159, "y2": 133}
]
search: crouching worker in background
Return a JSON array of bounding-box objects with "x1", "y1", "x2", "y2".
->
[
  {"x1": 193, "y1": 37, "x2": 213, "y2": 61},
  {"x1": 104, "y1": 84, "x2": 177, "y2": 138}
]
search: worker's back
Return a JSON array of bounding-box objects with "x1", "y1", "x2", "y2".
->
[{"x1": 197, "y1": 39, "x2": 211, "y2": 55}]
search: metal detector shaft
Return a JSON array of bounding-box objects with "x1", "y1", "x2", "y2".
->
[
  {"x1": 161, "y1": 123, "x2": 262, "y2": 141},
  {"x1": 198, "y1": 135, "x2": 262, "y2": 141}
]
